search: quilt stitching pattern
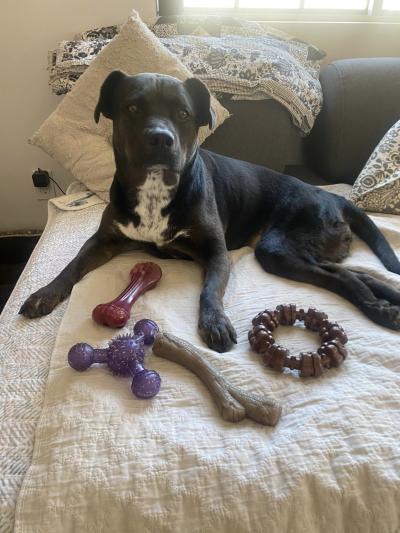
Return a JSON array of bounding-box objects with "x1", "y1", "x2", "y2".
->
[{"x1": 0, "y1": 204, "x2": 104, "y2": 533}]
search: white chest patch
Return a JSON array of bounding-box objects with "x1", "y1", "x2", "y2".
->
[{"x1": 116, "y1": 167, "x2": 187, "y2": 246}]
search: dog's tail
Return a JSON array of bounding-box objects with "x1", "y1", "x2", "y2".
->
[{"x1": 344, "y1": 200, "x2": 400, "y2": 274}]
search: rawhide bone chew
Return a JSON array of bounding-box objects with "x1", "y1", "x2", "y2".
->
[
  {"x1": 153, "y1": 332, "x2": 282, "y2": 426},
  {"x1": 92, "y1": 262, "x2": 162, "y2": 328},
  {"x1": 249, "y1": 304, "x2": 348, "y2": 377}
]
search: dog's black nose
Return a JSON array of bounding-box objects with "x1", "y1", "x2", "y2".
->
[{"x1": 145, "y1": 128, "x2": 174, "y2": 149}]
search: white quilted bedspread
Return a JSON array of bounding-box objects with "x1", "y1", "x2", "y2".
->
[
  {"x1": 10, "y1": 187, "x2": 400, "y2": 533},
  {"x1": 0, "y1": 202, "x2": 107, "y2": 533}
]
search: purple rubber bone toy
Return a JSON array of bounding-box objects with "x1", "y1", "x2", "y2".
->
[{"x1": 68, "y1": 319, "x2": 161, "y2": 399}]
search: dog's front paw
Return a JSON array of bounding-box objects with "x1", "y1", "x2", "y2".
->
[
  {"x1": 19, "y1": 285, "x2": 68, "y2": 318},
  {"x1": 363, "y1": 299, "x2": 400, "y2": 330},
  {"x1": 199, "y1": 308, "x2": 237, "y2": 353}
]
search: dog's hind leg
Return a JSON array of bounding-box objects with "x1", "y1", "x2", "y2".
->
[
  {"x1": 348, "y1": 269, "x2": 400, "y2": 305},
  {"x1": 255, "y1": 230, "x2": 400, "y2": 330}
]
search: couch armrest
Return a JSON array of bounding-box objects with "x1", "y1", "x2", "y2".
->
[{"x1": 306, "y1": 58, "x2": 400, "y2": 184}]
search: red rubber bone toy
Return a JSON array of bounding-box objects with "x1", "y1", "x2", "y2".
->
[{"x1": 92, "y1": 262, "x2": 162, "y2": 328}]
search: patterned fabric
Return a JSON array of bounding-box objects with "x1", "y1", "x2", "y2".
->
[
  {"x1": 48, "y1": 21, "x2": 121, "y2": 96},
  {"x1": 48, "y1": 39, "x2": 110, "y2": 95},
  {"x1": 79, "y1": 24, "x2": 121, "y2": 41},
  {"x1": 78, "y1": 16, "x2": 326, "y2": 62},
  {"x1": 151, "y1": 15, "x2": 326, "y2": 61},
  {"x1": 0, "y1": 199, "x2": 105, "y2": 533},
  {"x1": 48, "y1": 17, "x2": 324, "y2": 134},
  {"x1": 350, "y1": 120, "x2": 400, "y2": 214},
  {"x1": 161, "y1": 35, "x2": 322, "y2": 133}
]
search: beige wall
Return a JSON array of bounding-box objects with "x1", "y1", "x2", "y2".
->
[
  {"x1": 1, "y1": 4, "x2": 399, "y2": 231},
  {"x1": 0, "y1": 0, "x2": 157, "y2": 232}
]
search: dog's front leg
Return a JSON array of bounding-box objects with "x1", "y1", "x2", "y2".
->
[
  {"x1": 198, "y1": 241, "x2": 237, "y2": 353},
  {"x1": 19, "y1": 233, "x2": 135, "y2": 319}
]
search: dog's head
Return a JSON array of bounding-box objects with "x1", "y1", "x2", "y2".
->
[{"x1": 94, "y1": 71, "x2": 214, "y2": 174}]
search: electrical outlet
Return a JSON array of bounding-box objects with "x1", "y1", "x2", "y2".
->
[{"x1": 32, "y1": 169, "x2": 55, "y2": 201}]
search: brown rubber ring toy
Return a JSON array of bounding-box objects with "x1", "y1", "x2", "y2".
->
[{"x1": 248, "y1": 305, "x2": 348, "y2": 377}]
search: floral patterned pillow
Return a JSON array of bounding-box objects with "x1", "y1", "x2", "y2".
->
[{"x1": 350, "y1": 120, "x2": 400, "y2": 214}]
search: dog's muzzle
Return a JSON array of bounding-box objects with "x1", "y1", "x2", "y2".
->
[
  {"x1": 142, "y1": 127, "x2": 179, "y2": 167},
  {"x1": 144, "y1": 127, "x2": 175, "y2": 149}
]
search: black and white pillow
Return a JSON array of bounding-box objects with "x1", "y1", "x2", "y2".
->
[{"x1": 350, "y1": 120, "x2": 400, "y2": 214}]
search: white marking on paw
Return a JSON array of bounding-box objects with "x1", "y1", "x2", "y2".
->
[
  {"x1": 34, "y1": 298, "x2": 42, "y2": 310},
  {"x1": 116, "y1": 166, "x2": 189, "y2": 246}
]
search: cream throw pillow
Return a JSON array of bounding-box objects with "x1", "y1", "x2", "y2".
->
[
  {"x1": 29, "y1": 11, "x2": 230, "y2": 201},
  {"x1": 350, "y1": 120, "x2": 400, "y2": 214}
]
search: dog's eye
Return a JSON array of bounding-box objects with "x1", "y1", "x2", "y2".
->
[
  {"x1": 178, "y1": 109, "x2": 190, "y2": 120},
  {"x1": 128, "y1": 104, "x2": 138, "y2": 113}
]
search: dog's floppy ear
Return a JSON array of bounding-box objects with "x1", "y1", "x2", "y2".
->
[
  {"x1": 94, "y1": 70, "x2": 127, "y2": 123},
  {"x1": 183, "y1": 78, "x2": 215, "y2": 130}
]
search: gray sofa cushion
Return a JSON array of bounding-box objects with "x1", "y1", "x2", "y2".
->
[
  {"x1": 306, "y1": 58, "x2": 400, "y2": 184},
  {"x1": 203, "y1": 98, "x2": 303, "y2": 171}
]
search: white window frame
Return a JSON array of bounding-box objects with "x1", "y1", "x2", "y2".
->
[{"x1": 183, "y1": 0, "x2": 400, "y2": 22}]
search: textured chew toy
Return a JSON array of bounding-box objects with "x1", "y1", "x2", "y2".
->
[
  {"x1": 68, "y1": 334, "x2": 144, "y2": 375},
  {"x1": 68, "y1": 328, "x2": 161, "y2": 399},
  {"x1": 153, "y1": 332, "x2": 282, "y2": 426},
  {"x1": 248, "y1": 305, "x2": 348, "y2": 377},
  {"x1": 92, "y1": 262, "x2": 162, "y2": 328}
]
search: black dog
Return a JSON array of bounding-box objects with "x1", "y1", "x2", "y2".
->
[{"x1": 20, "y1": 71, "x2": 400, "y2": 352}]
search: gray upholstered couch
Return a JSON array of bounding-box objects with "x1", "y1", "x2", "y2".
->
[{"x1": 203, "y1": 57, "x2": 400, "y2": 186}]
